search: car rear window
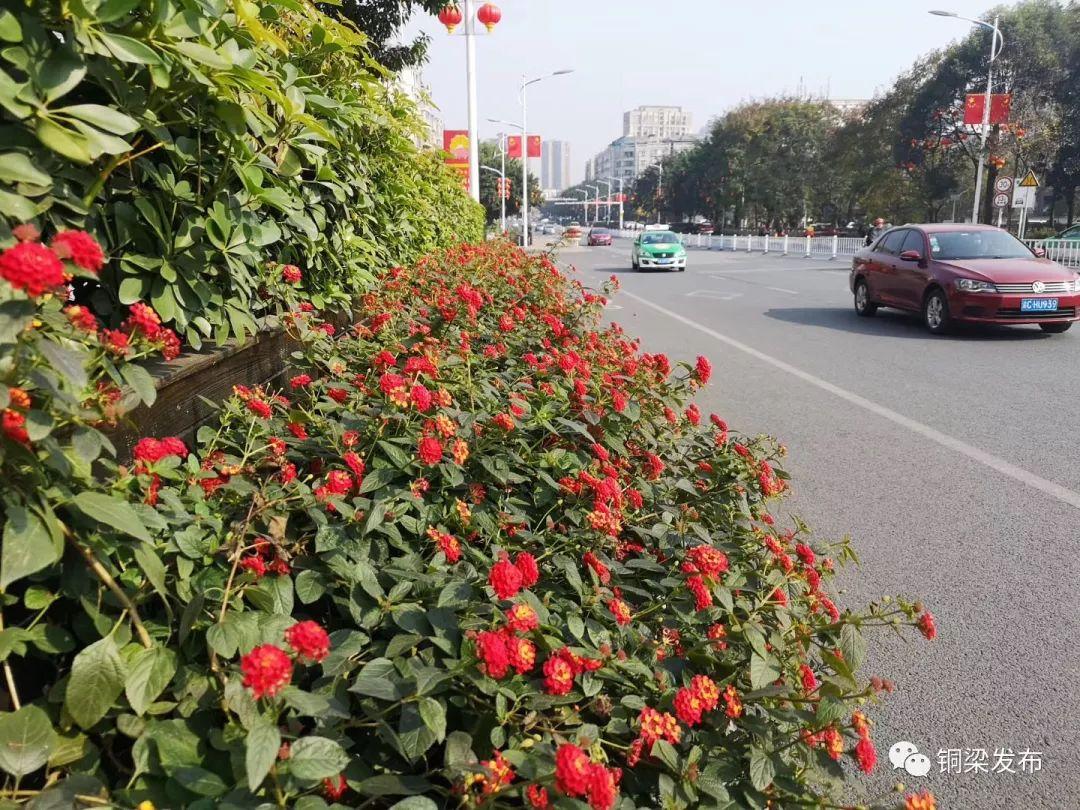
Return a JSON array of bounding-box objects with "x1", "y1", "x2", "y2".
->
[{"x1": 928, "y1": 230, "x2": 1033, "y2": 260}]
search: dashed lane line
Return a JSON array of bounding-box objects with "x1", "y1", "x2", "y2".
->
[{"x1": 623, "y1": 290, "x2": 1080, "y2": 512}]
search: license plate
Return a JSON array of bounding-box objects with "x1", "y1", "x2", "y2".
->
[
  {"x1": 1020, "y1": 298, "x2": 1058, "y2": 312},
  {"x1": 656, "y1": 259, "x2": 671, "y2": 265}
]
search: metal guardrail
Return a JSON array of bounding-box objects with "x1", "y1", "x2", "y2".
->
[{"x1": 613, "y1": 231, "x2": 1080, "y2": 268}]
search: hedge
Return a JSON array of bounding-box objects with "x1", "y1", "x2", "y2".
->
[
  {"x1": 0, "y1": 0, "x2": 484, "y2": 347},
  {"x1": 0, "y1": 230, "x2": 937, "y2": 809}
]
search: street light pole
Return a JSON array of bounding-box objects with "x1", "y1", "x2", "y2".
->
[
  {"x1": 596, "y1": 179, "x2": 612, "y2": 223},
  {"x1": 499, "y1": 133, "x2": 507, "y2": 233},
  {"x1": 519, "y1": 70, "x2": 574, "y2": 247},
  {"x1": 584, "y1": 184, "x2": 599, "y2": 226},
  {"x1": 464, "y1": 0, "x2": 480, "y2": 202},
  {"x1": 930, "y1": 10, "x2": 1003, "y2": 224},
  {"x1": 608, "y1": 177, "x2": 624, "y2": 231}
]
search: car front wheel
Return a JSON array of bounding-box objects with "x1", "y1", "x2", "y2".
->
[
  {"x1": 1039, "y1": 322, "x2": 1073, "y2": 334},
  {"x1": 854, "y1": 280, "x2": 877, "y2": 316},
  {"x1": 923, "y1": 289, "x2": 951, "y2": 334}
]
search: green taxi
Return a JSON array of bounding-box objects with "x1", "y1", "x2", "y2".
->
[{"x1": 631, "y1": 230, "x2": 687, "y2": 271}]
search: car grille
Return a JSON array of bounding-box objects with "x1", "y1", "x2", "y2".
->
[
  {"x1": 996, "y1": 307, "x2": 1077, "y2": 320},
  {"x1": 994, "y1": 281, "x2": 1073, "y2": 293},
  {"x1": 653, "y1": 252, "x2": 673, "y2": 259}
]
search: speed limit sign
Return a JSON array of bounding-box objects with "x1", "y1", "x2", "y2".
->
[
  {"x1": 993, "y1": 192, "x2": 1011, "y2": 208},
  {"x1": 995, "y1": 176, "x2": 1014, "y2": 193}
]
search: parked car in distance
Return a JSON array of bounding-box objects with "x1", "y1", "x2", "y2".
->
[
  {"x1": 850, "y1": 223, "x2": 1080, "y2": 334},
  {"x1": 1052, "y1": 224, "x2": 1080, "y2": 241},
  {"x1": 587, "y1": 227, "x2": 613, "y2": 246},
  {"x1": 698, "y1": 223, "x2": 715, "y2": 235},
  {"x1": 632, "y1": 230, "x2": 687, "y2": 271}
]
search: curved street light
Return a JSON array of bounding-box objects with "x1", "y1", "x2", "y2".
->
[
  {"x1": 583, "y1": 184, "x2": 599, "y2": 227},
  {"x1": 929, "y1": 9, "x2": 1004, "y2": 223},
  {"x1": 518, "y1": 70, "x2": 574, "y2": 246}
]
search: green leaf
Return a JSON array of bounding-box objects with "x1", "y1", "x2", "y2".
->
[
  {"x1": 121, "y1": 363, "x2": 158, "y2": 406},
  {"x1": 1, "y1": 506, "x2": 61, "y2": 590},
  {"x1": 38, "y1": 340, "x2": 89, "y2": 391},
  {"x1": 0, "y1": 153, "x2": 48, "y2": 186},
  {"x1": 65, "y1": 636, "x2": 126, "y2": 729},
  {"x1": 749, "y1": 653, "x2": 780, "y2": 690},
  {"x1": 133, "y1": 544, "x2": 168, "y2": 599},
  {"x1": 358, "y1": 774, "x2": 433, "y2": 797},
  {"x1": 245, "y1": 720, "x2": 280, "y2": 791},
  {"x1": 418, "y1": 697, "x2": 445, "y2": 743},
  {"x1": 0, "y1": 299, "x2": 34, "y2": 344},
  {"x1": 397, "y1": 703, "x2": 436, "y2": 761},
  {"x1": 39, "y1": 50, "x2": 86, "y2": 103},
  {"x1": 0, "y1": 189, "x2": 36, "y2": 221},
  {"x1": 174, "y1": 766, "x2": 228, "y2": 796},
  {"x1": 288, "y1": 736, "x2": 349, "y2": 781},
  {"x1": 749, "y1": 747, "x2": 776, "y2": 791},
  {"x1": 173, "y1": 41, "x2": 233, "y2": 70},
  {"x1": 56, "y1": 104, "x2": 139, "y2": 135},
  {"x1": 0, "y1": 706, "x2": 56, "y2": 777},
  {"x1": 651, "y1": 739, "x2": 679, "y2": 772},
  {"x1": 443, "y1": 731, "x2": 474, "y2": 769},
  {"x1": 35, "y1": 119, "x2": 92, "y2": 164},
  {"x1": 389, "y1": 799, "x2": 438, "y2": 810},
  {"x1": 839, "y1": 623, "x2": 867, "y2": 672},
  {"x1": 350, "y1": 658, "x2": 406, "y2": 701},
  {"x1": 125, "y1": 646, "x2": 177, "y2": 715},
  {"x1": 0, "y1": 10, "x2": 22, "y2": 42},
  {"x1": 71, "y1": 492, "x2": 152, "y2": 542},
  {"x1": 96, "y1": 32, "x2": 160, "y2": 65},
  {"x1": 294, "y1": 570, "x2": 325, "y2": 604}
]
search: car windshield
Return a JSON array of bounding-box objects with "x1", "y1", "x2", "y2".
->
[
  {"x1": 642, "y1": 232, "x2": 678, "y2": 244},
  {"x1": 928, "y1": 230, "x2": 1034, "y2": 260},
  {"x1": 591, "y1": 229, "x2": 609, "y2": 235}
]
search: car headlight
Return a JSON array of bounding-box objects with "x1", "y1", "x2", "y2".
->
[
  {"x1": 955, "y1": 278, "x2": 997, "y2": 293},
  {"x1": 1073, "y1": 278, "x2": 1080, "y2": 293}
]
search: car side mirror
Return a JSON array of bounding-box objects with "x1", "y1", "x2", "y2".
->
[
  {"x1": 899, "y1": 250, "x2": 922, "y2": 262},
  {"x1": 1032, "y1": 247, "x2": 1046, "y2": 258}
]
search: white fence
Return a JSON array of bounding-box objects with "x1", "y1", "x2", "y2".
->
[{"x1": 613, "y1": 231, "x2": 1080, "y2": 267}]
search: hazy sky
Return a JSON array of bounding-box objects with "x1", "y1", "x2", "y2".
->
[{"x1": 402, "y1": 0, "x2": 998, "y2": 185}]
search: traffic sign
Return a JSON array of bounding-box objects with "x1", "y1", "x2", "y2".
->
[
  {"x1": 1018, "y1": 169, "x2": 1039, "y2": 188},
  {"x1": 994, "y1": 176, "x2": 1013, "y2": 193},
  {"x1": 993, "y1": 192, "x2": 1011, "y2": 208},
  {"x1": 1012, "y1": 186, "x2": 1035, "y2": 208}
]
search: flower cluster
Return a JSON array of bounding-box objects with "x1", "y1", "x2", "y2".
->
[{"x1": 239, "y1": 621, "x2": 331, "y2": 698}]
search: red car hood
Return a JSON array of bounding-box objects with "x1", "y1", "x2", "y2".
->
[{"x1": 938, "y1": 257, "x2": 1075, "y2": 283}]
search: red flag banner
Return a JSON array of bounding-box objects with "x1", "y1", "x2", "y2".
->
[
  {"x1": 963, "y1": 93, "x2": 1012, "y2": 125},
  {"x1": 527, "y1": 135, "x2": 542, "y2": 158},
  {"x1": 506, "y1": 135, "x2": 522, "y2": 158}
]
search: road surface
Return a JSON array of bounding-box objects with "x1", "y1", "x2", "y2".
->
[{"x1": 558, "y1": 238, "x2": 1080, "y2": 809}]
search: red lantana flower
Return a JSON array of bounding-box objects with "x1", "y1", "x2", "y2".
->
[
  {"x1": 418, "y1": 436, "x2": 443, "y2": 465},
  {"x1": 281, "y1": 264, "x2": 302, "y2": 284},
  {"x1": 285, "y1": 620, "x2": 331, "y2": 663},
  {"x1": 488, "y1": 555, "x2": 523, "y2": 600},
  {"x1": 917, "y1": 611, "x2": 937, "y2": 640},
  {"x1": 322, "y1": 774, "x2": 347, "y2": 800},
  {"x1": 554, "y1": 744, "x2": 592, "y2": 797},
  {"x1": 240, "y1": 644, "x2": 293, "y2": 698},
  {"x1": 607, "y1": 598, "x2": 632, "y2": 626},
  {"x1": 0, "y1": 241, "x2": 66, "y2": 296},
  {"x1": 694, "y1": 355, "x2": 712, "y2": 385},
  {"x1": 247, "y1": 398, "x2": 272, "y2": 419},
  {"x1": 526, "y1": 784, "x2": 550, "y2": 809},
  {"x1": 50, "y1": 230, "x2": 105, "y2": 273},
  {"x1": 514, "y1": 552, "x2": 539, "y2": 587},
  {"x1": 476, "y1": 630, "x2": 510, "y2": 679}
]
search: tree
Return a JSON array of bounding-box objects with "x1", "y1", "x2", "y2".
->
[
  {"x1": 476, "y1": 141, "x2": 540, "y2": 225},
  {"x1": 317, "y1": 1, "x2": 447, "y2": 71}
]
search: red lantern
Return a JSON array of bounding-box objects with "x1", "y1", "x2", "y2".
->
[
  {"x1": 438, "y1": 4, "x2": 463, "y2": 34},
  {"x1": 477, "y1": 2, "x2": 501, "y2": 32}
]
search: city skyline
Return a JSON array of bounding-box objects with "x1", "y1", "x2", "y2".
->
[{"x1": 400, "y1": 0, "x2": 997, "y2": 184}]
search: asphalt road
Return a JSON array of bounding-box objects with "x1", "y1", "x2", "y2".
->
[{"x1": 558, "y1": 238, "x2": 1080, "y2": 809}]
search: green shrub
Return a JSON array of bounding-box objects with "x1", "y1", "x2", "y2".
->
[
  {"x1": 0, "y1": 233, "x2": 934, "y2": 808},
  {"x1": 0, "y1": 0, "x2": 483, "y2": 347}
]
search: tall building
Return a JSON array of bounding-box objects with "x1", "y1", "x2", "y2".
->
[
  {"x1": 396, "y1": 66, "x2": 442, "y2": 150},
  {"x1": 623, "y1": 106, "x2": 693, "y2": 139},
  {"x1": 541, "y1": 140, "x2": 572, "y2": 192},
  {"x1": 589, "y1": 106, "x2": 698, "y2": 187}
]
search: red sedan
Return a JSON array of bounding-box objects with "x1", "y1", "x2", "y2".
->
[
  {"x1": 587, "y1": 228, "x2": 613, "y2": 246},
  {"x1": 850, "y1": 224, "x2": 1080, "y2": 334}
]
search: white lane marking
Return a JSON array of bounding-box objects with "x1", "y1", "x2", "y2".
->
[
  {"x1": 684, "y1": 290, "x2": 742, "y2": 301},
  {"x1": 767, "y1": 286, "x2": 799, "y2": 295},
  {"x1": 606, "y1": 304, "x2": 623, "y2": 310},
  {"x1": 623, "y1": 291, "x2": 1080, "y2": 512}
]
